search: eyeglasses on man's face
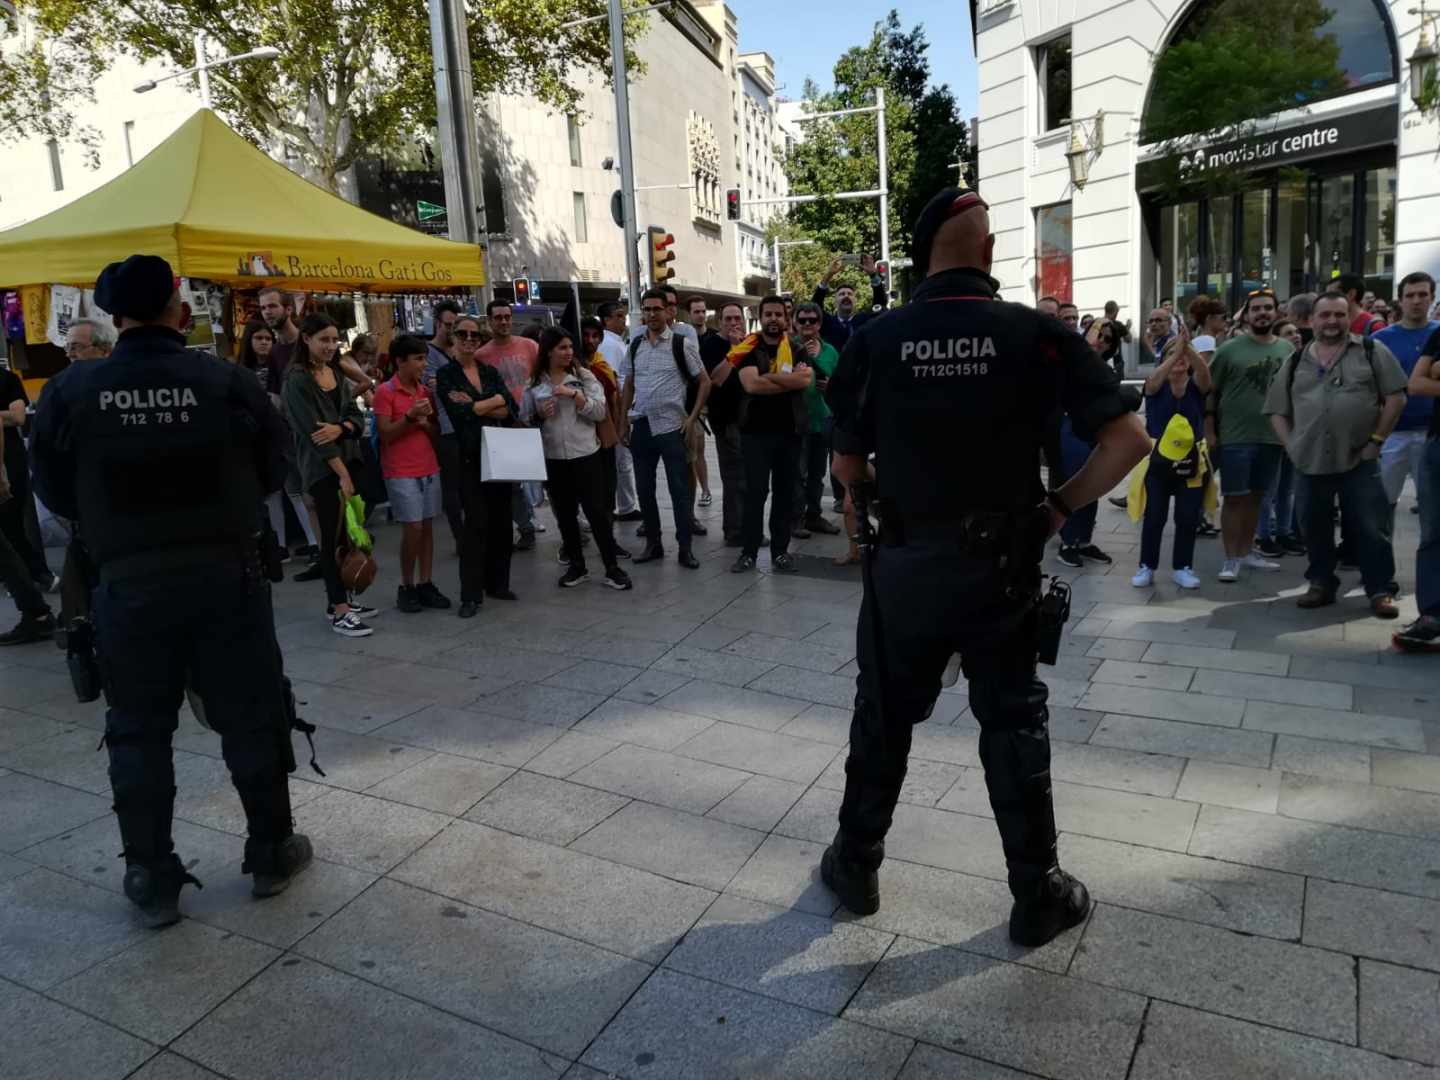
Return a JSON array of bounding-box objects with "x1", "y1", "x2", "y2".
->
[
  {"x1": 795, "y1": 316, "x2": 820, "y2": 325},
  {"x1": 642, "y1": 305, "x2": 666, "y2": 315}
]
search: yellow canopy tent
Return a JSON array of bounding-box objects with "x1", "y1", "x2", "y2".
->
[{"x1": 0, "y1": 109, "x2": 485, "y2": 292}]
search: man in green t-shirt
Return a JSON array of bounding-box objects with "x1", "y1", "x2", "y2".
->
[
  {"x1": 793, "y1": 301, "x2": 843, "y2": 536},
  {"x1": 1205, "y1": 290, "x2": 1294, "y2": 582}
]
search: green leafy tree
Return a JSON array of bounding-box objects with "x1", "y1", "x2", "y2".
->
[
  {"x1": 0, "y1": 0, "x2": 636, "y2": 193},
  {"x1": 1141, "y1": 0, "x2": 1346, "y2": 195},
  {"x1": 761, "y1": 219, "x2": 874, "y2": 301},
  {"x1": 781, "y1": 12, "x2": 971, "y2": 274}
]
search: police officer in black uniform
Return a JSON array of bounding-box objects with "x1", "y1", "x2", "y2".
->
[
  {"x1": 820, "y1": 189, "x2": 1150, "y2": 947},
  {"x1": 31, "y1": 255, "x2": 314, "y2": 928}
]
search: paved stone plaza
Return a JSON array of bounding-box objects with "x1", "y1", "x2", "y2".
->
[{"x1": 1, "y1": 477, "x2": 1437, "y2": 1080}]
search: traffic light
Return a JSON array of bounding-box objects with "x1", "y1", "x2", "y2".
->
[
  {"x1": 726, "y1": 188, "x2": 741, "y2": 221},
  {"x1": 648, "y1": 226, "x2": 676, "y2": 285},
  {"x1": 512, "y1": 277, "x2": 531, "y2": 306}
]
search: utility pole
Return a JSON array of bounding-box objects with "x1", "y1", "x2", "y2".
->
[
  {"x1": 747, "y1": 90, "x2": 891, "y2": 297},
  {"x1": 429, "y1": 0, "x2": 492, "y2": 306},
  {"x1": 875, "y1": 86, "x2": 890, "y2": 296},
  {"x1": 608, "y1": 0, "x2": 644, "y2": 326}
]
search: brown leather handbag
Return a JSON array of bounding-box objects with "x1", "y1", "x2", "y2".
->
[{"x1": 337, "y1": 545, "x2": 378, "y2": 593}]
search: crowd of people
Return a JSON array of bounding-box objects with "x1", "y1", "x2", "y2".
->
[
  {"x1": 1048, "y1": 271, "x2": 1438, "y2": 649},
  {"x1": 207, "y1": 260, "x2": 892, "y2": 640},
  {"x1": 1, "y1": 263, "x2": 1436, "y2": 654}
]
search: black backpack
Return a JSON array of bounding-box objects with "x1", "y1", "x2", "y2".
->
[{"x1": 629, "y1": 332, "x2": 697, "y2": 412}]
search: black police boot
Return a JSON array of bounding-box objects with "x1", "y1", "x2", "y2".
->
[
  {"x1": 123, "y1": 854, "x2": 202, "y2": 929},
  {"x1": 245, "y1": 833, "x2": 314, "y2": 898},
  {"x1": 1009, "y1": 866, "x2": 1092, "y2": 947},
  {"x1": 820, "y1": 829, "x2": 883, "y2": 915}
]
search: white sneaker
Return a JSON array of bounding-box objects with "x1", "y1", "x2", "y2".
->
[
  {"x1": 1131, "y1": 566, "x2": 1154, "y2": 588},
  {"x1": 1217, "y1": 559, "x2": 1241, "y2": 582},
  {"x1": 330, "y1": 611, "x2": 374, "y2": 638},
  {"x1": 1172, "y1": 567, "x2": 1202, "y2": 589},
  {"x1": 1242, "y1": 553, "x2": 1281, "y2": 572}
]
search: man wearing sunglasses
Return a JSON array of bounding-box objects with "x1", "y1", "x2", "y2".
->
[{"x1": 792, "y1": 302, "x2": 842, "y2": 539}]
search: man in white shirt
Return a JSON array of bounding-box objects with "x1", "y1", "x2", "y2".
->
[
  {"x1": 620, "y1": 289, "x2": 711, "y2": 568},
  {"x1": 598, "y1": 301, "x2": 640, "y2": 521}
]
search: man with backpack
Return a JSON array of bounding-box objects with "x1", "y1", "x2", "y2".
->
[
  {"x1": 1265, "y1": 292, "x2": 1409, "y2": 618},
  {"x1": 620, "y1": 288, "x2": 711, "y2": 569}
]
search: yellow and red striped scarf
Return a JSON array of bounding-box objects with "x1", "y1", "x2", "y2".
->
[{"x1": 727, "y1": 333, "x2": 794, "y2": 374}]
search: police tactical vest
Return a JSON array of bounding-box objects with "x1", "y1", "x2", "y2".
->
[{"x1": 67, "y1": 328, "x2": 266, "y2": 566}]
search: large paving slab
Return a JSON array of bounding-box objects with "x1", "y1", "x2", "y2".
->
[
  {"x1": 845, "y1": 935, "x2": 1147, "y2": 1080},
  {"x1": 0, "y1": 868, "x2": 150, "y2": 990},
  {"x1": 664, "y1": 894, "x2": 894, "y2": 1013},
  {"x1": 570, "y1": 800, "x2": 763, "y2": 889},
  {"x1": 50, "y1": 919, "x2": 279, "y2": 1044},
  {"x1": 1303, "y1": 878, "x2": 1440, "y2": 972},
  {"x1": 1071, "y1": 904, "x2": 1357, "y2": 1041},
  {"x1": 391, "y1": 819, "x2": 715, "y2": 962},
  {"x1": 297, "y1": 877, "x2": 650, "y2": 1057},
  {"x1": 1188, "y1": 804, "x2": 1440, "y2": 900},
  {"x1": 1131, "y1": 1001, "x2": 1435, "y2": 1079},
  {"x1": 569, "y1": 742, "x2": 751, "y2": 813},
  {"x1": 173, "y1": 957, "x2": 565, "y2": 1080},
  {"x1": 0, "y1": 978, "x2": 154, "y2": 1080},
  {"x1": 1359, "y1": 959, "x2": 1440, "y2": 1067},
  {"x1": 582, "y1": 967, "x2": 913, "y2": 1079}
]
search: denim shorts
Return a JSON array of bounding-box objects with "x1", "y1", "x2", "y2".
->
[
  {"x1": 385, "y1": 473, "x2": 442, "y2": 523},
  {"x1": 1219, "y1": 442, "x2": 1282, "y2": 496}
]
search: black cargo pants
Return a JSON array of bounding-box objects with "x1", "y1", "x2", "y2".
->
[
  {"x1": 94, "y1": 554, "x2": 295, "y2": 871},
  {"x1": 836, "y1": 540, "x2": 1058, "y2": 897}
]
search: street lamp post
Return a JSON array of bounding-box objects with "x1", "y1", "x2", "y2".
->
[
  {"x1": 133, "y1": 35, "x2": 279, "y2": 105},
  {"x1": 1409, "y1": 4, "x2": 1439, "y2": 113}
]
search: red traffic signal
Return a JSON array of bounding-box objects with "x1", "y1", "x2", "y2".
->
[
  {"x1": 874, "y1": 261, "x2": 889, "y2": 277},
  {"x1": 648, "y1": 227, "x2": 676, "y2": 285},
  {"x1": 513, "y1": 277, "x2": 531, "y2": 306},
  {"x1": 726, "y1": 188, "x2": 741, "y2": 221}
]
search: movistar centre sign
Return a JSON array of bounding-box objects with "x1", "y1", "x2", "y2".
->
[{"x1": 1137, "y1": 102, "x2": 1398, "y2": 188}]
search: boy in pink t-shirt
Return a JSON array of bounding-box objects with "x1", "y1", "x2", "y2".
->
[{"x1": 373, "y1": 336, "x2": 451, "y2": 613}]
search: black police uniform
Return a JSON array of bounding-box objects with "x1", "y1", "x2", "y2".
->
[
  {"x1": 30, "y1": 255, "x2": 310, "y2": 926},
  {"x1": 821, "y1": 261, "x2": 1129, "y2": 944}
]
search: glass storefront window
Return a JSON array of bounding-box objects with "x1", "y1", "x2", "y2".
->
[
  {"x1": 1362, "y1": 165, "x2": 1396, "y2": 298},
  {"x1": 1205, "y1": 198, "x2": 1234, "y2": 302},
  {"x1": 1314, "y1": 173, "x2": 1355, "y2": 286},
  {"x1": 1239, "y1": 188, "x2": 1272, "y2": 296},
  {"x1": 1275, "y1": 178, "x2": 1309, "y2": 298},
  {"x1": 1161, "y1": 202, "x2": 1201, "y2": 307},
  {"x1": 1036, "y1": 202, "x2": 1072, "y2": 300}
]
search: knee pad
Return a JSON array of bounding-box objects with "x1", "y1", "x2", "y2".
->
[{"x1": 969, "y1": 680, "x2": 1049, "y2": 733}]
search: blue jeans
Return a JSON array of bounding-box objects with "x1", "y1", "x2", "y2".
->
[
  {"x1": 629, "y1": 417, "x2": 692, "y2": 551},
  {"x1": 1417, "y1": 437, "x2": 1440, "y2": 617},
  {"x1": 1259, "y1": 454, "x2": 1297, "y2": 540},
  {"x1": 1140, "y1": 458, "x2": 1204, "y2": 570},
  {"x1": 1296, "y1": 461, "x2": 1395, "y2": 598},
  {"x1": 1060, "y1": 501, "x2": 1097, "y2": 547}
]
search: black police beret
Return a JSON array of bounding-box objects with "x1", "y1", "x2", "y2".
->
[
  {"x1": 94, "y1": 254, "x2": 176, "y2": 321},
  {"x1": 910, "y1": 187, "x2": 989, "y2": 279}
]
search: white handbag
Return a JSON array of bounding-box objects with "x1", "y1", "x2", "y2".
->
[{"x1": 480, "y1": 426, "x2": 548, "y2": 482}]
